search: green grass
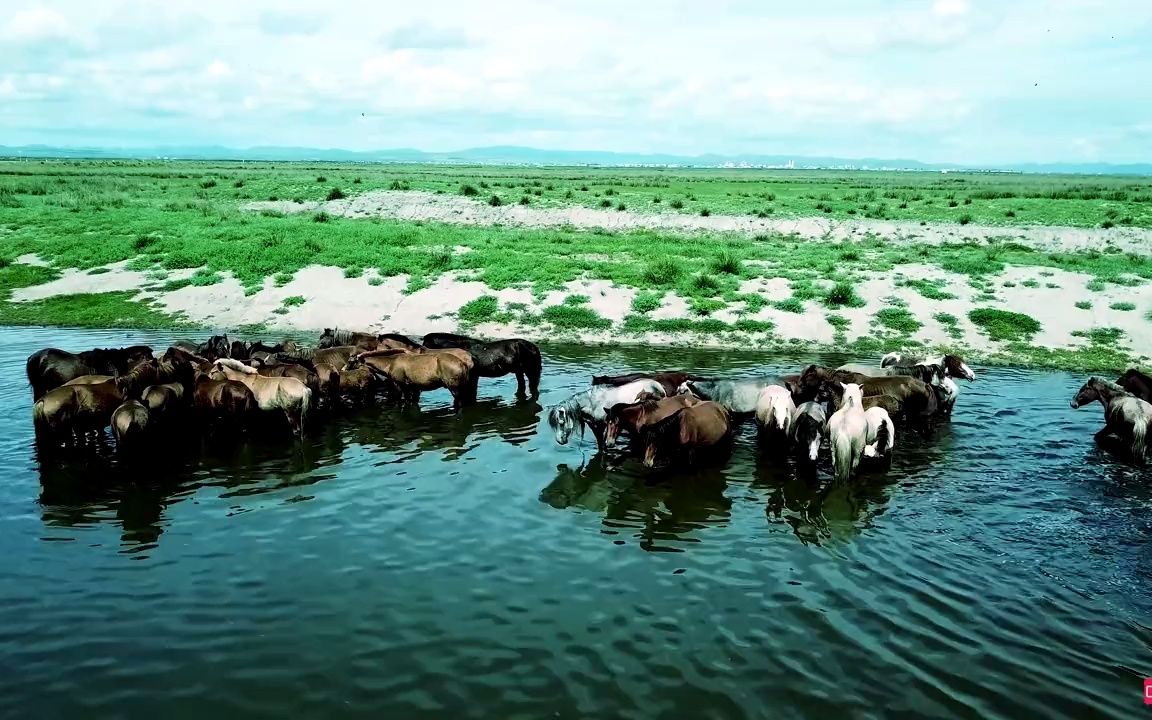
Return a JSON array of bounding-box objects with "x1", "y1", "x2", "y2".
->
[
  {"x1": 282, "y1": 295, "x2": 306, "y2": 307},
  {"x1": 875, "y1": 307, "x2": 922, "y2": 334},
  {"x1": 1072, "y1": 327, "x2": 1124, "y2": 345},
  {"x1": 541, "y1": 304, "x2": 612, "y2": 330},
  {"x1": 457, "y1": 295, "x2": 499, "y2": 323},
  {"x1": 899, "y1": 277, "x2": 957, "y2": 300},
  {"x1": 822, "y1": 280, "x2": 865, "y2": 308},
  {"x1": 774, "y1": 297, "x2": 805, "y2": 313},
  {"x1": 1074, "y1": 300, "x2": 1091, "y2": 310},
  {"x1": 0, "y1": 291, "x2": 191, "y2": 329},
  {"x1": 631, "y1": 290, "x2": 663, "y2": 314},
  {"x1": 1109, "y1": 301, "x2": 1136, "y2": 311},
  {"x1": 968, "y1": 308, "x2": 1041, "y2": 342}
]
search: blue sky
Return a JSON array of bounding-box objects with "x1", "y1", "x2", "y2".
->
[{"x1": 2, "y1": 0, "x2": 1149, "y2": 163}]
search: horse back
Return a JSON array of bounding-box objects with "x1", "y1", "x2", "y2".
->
[
  {"x1": 682, "y1": 401, "x2": 730, "y2": 446},
  {"x1": 422, "y1": 332, "x2": 476, "y2": 350}
]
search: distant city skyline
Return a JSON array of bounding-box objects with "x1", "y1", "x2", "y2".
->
[{"x1": 2, "y1": 1, "x2": 1150, "y2": 165}]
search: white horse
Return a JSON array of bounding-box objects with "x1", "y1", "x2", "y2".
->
[
  {"x1": 677, "y1": 376, "x2": 786, "y2": 414},
  {"x1": 548, "y1": 379, "x2": 664, "y2": 449},
  {"x1": 755, "y1": 385, "x2": 795, "y2": 438},
  {"x1": 828, "y1": 382, "x2": 868, "y2": 483},
  {"x1": 862, "y1": 406, "x2": 896, "y2": 459}
]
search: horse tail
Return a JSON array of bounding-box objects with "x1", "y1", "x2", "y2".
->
[
  {"x1": 32, "y1": 398, "x2": 49, "y2": 433},
  {"x1": 1132, "y1": 412, "x2": 1147, "y2": 463},
  {"x1": 299, "y1": 388, "x2": 311, "y2": 434},
  {"x1": 874, "y1": 417, "x2": 891, "y2": 456},
  {"x1": 830, "y1": 427, "x2": 852, "y2": 483},
  {"x1": 522, "y1": 342, "x2": 542, "y2": 394}
]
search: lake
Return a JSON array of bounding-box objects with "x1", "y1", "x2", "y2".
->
[{"x1": 1, "y1": 327, "x2": 1150, "y2": 719}]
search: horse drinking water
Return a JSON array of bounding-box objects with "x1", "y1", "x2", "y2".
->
[
  {"x1": 548, "y1": 379, "x2": 665, "y2": 450},
  {"x1": 1070, "y1": 377, "x2": 1152, "y2": 464}
]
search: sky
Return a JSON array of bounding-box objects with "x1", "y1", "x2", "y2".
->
[{"x1": 1, "y1": 0, "x2": 1150, "y2": 164}]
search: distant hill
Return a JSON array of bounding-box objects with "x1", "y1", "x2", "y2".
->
[{"x1": 1, "y1": 144, "x2": 1149, "y2": 175}]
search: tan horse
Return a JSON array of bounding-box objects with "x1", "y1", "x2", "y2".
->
[
  {"x1": 346, "y1": 349, "x2": 472, "y2": 409},
  {"x1": 193, "y1": 377, "x2": 258, "y2": 424},
  {"x1": 33, "y1": 361, "x2": 158, "y2": 439},
  {"x1": 210, "y1": 358, "x2": 311, "y2": 434}
]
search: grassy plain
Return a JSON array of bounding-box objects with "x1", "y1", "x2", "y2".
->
[{"x1": 1, "y1": 159, "x2": 1150, "y2": 370}]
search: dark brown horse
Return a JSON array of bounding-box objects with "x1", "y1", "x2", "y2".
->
[
  {"x1": 800, "y1": 365, "x2": 937, "y2": 427},
  {"x1": 603, "y1": 394, "x2": 699, "y2": 448},
  {"x1": 141, "y1": 383, "x2": 187, "y2": 419},
  {"x1": 192, "y1": 377, "x2": 258, "y2": 425},
  {"x1": 172, "y1": 335, "x2": 231, "y2": 360},
  {"x1": 111, "y1": 400, "x2": 150, "y2": 448},
  {"x1": 639, "y1": 400, "x2": 732, "y2": 468},
  {"x1": 26, "y1": 345, "x2": 153, "y2": 399},
  {"x1": 1116, "y1": 369, "x2": 1152, "y2": 402},
  {"x1": 422, "y1": 333, "x2": 542, "y2": 398},
  {"x1": 593, "y1": 371, "x2": 705, "y2": 398}
]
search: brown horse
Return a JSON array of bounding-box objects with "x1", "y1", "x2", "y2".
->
[
  {"x1": 423, "y1": 333, "x2": 542, "y2": 398},
  {"x1": 319, "y1": 328, "x2": 379, "y2": 349},
  {"x1": 313, "y1": 362, "x2": 339, "y2": 403},
  {"x1": 639, "y1": 400, "x2": 732, "y2": 468},
  {"x1": 111, "y1": 400, "x2": 150, "y2": 449},
  {"x1": 278, "y1": 345, "x2": 357, "y2": 374},
  {"x1": 603, "y1": 394, "x2": 699, "y2": 448},
  {"x1": 193, "y1": 377, "x2": 258, "y2": 425},
  {"x1": 334, "y1": 365, "x2": 382, "y2": 405},
  {"x1": 30, "y1": 366, "x2": 151, "y2": 439},
  {"x1": 209, "y1": 359, "x2": 311, "y2": 435},
  {"x1": 593, "y1": 371, "x2": 705, "y2": 398},
  {"x1": 141, "y1": 382, "x2": 187, "y2": 419},
  {"x1": 346, "y1": 349, "x2": 472, "y2": 409}
]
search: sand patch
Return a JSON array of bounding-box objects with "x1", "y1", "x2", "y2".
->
[{"x1": 243, "y1": 189, "x2": 1152, "y2": 256}]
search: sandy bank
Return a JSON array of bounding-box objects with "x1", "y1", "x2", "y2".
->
[
  {"x1": 10, "y1": 258, "x2": 1150, "y2": 370},
  {"x1": 244, "y1": 190, "x2": 1152, "y2": 256}
]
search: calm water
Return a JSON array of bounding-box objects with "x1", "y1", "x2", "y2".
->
[{"x1": 0, "y1": 327, "x2": 1150, "y2": 719}]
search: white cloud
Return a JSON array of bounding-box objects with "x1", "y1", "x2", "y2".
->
[
  {"x1": 0, "y1": 0, "x2": 1149, "y2": 163},
  {"x1": 933, "y1": 0, "x2": 971, "y2": 17}
]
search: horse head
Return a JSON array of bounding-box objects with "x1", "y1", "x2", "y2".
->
[
  {"x1": 943, "y1": 354, "x2": 976, "y2": 381},
  {"x1": 1070, "y1": 378, "x2": 1101, "y2": 409}
]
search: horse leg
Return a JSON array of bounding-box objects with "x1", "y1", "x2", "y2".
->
[
  {"x1": 527, "y1": 367, "x2": 541, "y2": 399},
  {"x1": 515, "y1": 371, "x2": 526, "y2": 397}
]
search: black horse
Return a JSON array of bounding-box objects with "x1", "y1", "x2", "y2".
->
[
  {"x1": 421, "y1": 332, "x2": 542, "y2": 398},
  {"x1": 26, "y1": 345, "x2": 154, "y2": 399},
  {"x1": 1117, "y1": 368, "x2": 1152, "y2": 402}
]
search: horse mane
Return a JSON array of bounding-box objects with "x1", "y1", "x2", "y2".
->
[
  {"x1": 641, "y1": 408, "x2": 684, "y2": 446},
  {"x1": 1089, "y1": 377, "x2": 1129, "y2": 394},
  {"x1": 379, "y1": 333, "x2": 420, "y2": 347},
  {"x1": 215, "y1": 358, "x2": 257, "y2": 375}
]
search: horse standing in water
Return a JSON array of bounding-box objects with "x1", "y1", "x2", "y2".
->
[
  {"x1": 603, "y1": 394, "x2": 698, "y2": 449},
  {"x1": 1116, "y1": 368, "x2": 1152, "y2": 402},
  {"x1": 1070, "y1": 377, "x2": 1152, "y2": 463},
  {"x1": 790, "y1": 401, "x2": 827, "y2": 467},
  {"x1": 594, "y1": 371, "x2": 705, "y2": 398},
  {"x1": 422, "y1": 333, "x2": 543, "y2": 399},
  {"x1": 638, "y1": 401, "x2": 731, "y2": 468},
  {"x1": 678, "y1": 376, "x2": 787, "y2": 414},
  {"x1": 755, "y1": 385, "x2": 795, "y2": 448},
  {"x1": 881, "y1": 352, "x2": 976, "y2": 381},
  {"x1": 828, "y1": 382, "x2": 868, "y2": 484},
  {"x1": 548, "y1": 379, "x2": 665, "y2": 450}
]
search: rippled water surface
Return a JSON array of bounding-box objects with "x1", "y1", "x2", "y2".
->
[{"x1": 1, "y1": 327, "x2": 1150, "y2": 719}]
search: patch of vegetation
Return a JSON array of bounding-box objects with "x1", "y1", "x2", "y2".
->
[
  {"x1": 669, "y1": 199, "x2": 684, "y2": 209},
  {"x1": 710, "y1": 250, "x2": 743, "y2": 275},
  {"x1": 899, "y1": 277, "x2": 956, "y2": 300},
  {"x1": 1072, "y1": 327, "x2": 1124, "y2": 345},
  {"x1": 1074, "y1": 300, "x2": 1091, "y2": 310},
  {"x1": 826, "y1": 313, "x2": 850, "y2": 332},
  {"x1": 643, "y1": 258, "x2": 682, "y2": 286},
  {"x1": 458, "y1": 295, "x2": 500, "y2": 323},
  {"x1": 282, "y1": 295, "x2": 306, "y2": 307},
  {"x1": 488, "y1": 195, "x2": 503, "y2": 207},
  {"x1": 460, "y1": 184, "x2": 479, "y2": 197},
  {"x1": 822, "y1": 280, "x2": 865, "y2": 308},
  {"x1": 0, "y1": 292, "x2": 191, "y2": 329},
  {"x1": 875, "y1": 307, "x2": 921, "y2": 334},
  {"x1": 774, "y1": 297, "x2": 805, "y2": 313},
  {"x1": 1109, "y1": 301, "x2": 1136, "y2": 311},
  {"x1": 631, "y1": 290, "x2": 664, "y2": 314},
  {"x1": 542, "y1": 303, "x2": 612, "y2": 330},
  {"x1": 699, "y1": 208, "x2": 711, "y2": 217},
  {"x1": 327, "y1": 187, "x2": 346, "y2": 201},
  {"x1": 968, "y1": 308, "x2": 1041, "y2": 342}
]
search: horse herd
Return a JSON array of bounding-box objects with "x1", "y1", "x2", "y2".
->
[
  {"x1": 26, "y1": 329, "x2": 542, "y2": 447},
  {"x1": 548, "y1": 353, "x2": 976, "y2": 483},
  {"x1": 23, "y1": 328, "x2": 1152, "y2": 476}
]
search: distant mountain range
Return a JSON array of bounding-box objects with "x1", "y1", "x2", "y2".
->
[{"x1": 2, "y1": 144, "x2": 1149, "y2": 175}]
